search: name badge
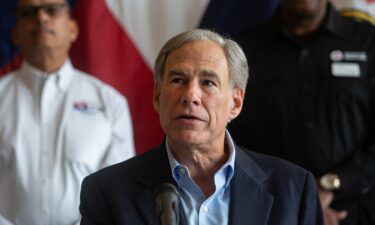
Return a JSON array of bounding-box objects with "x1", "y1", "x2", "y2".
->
[{"x1": 331, "y1": 62, "x2": 360, "y2": 77}]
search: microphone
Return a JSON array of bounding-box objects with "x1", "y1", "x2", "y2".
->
[{"x1": 154, "y1": 183, "x2": 180, "y2": 225}]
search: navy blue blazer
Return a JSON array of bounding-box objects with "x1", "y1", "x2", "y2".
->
[{"x1": 80, "y1": 143, "x2": 323, "y2": 225}]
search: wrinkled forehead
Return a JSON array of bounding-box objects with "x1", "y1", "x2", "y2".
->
[{"x1": 17, "y1": 0, "x2": 67, "y2": 6}]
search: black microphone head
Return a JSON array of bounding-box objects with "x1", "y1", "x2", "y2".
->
[{"x1": 154, "y1": 183, "x2": 180, "y2": 225}]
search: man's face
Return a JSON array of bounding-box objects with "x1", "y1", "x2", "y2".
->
[
  {"x1": 281, "y1": 0, "x2": 326, "y2": 18},
  {"x1": 153, "y1": 40, "x2": 243, "y2": 148},
  {"x1": 12, "y1": 0, "x2": 78, "y2": 56}
]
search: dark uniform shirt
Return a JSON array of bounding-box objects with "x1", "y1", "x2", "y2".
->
[{"x1": 230, "y1": 4, "x2": 375, "y2": 225}]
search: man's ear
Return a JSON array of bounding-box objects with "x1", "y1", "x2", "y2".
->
[
  {"x1": 153, "y1": 84, "x2": 161, "y2": 113},
  {"x1": 69, "y1": 19, "x2": 79, "y2": 42},
  {"x1": 229, "y1": 87, "x2": 244, "y2": 121}
]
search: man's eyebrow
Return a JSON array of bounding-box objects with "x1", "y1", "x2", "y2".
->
[
  {"x1": 200, "y1": 70, "x2": 219, "y2": 79},
  {"x1": 168, "y1": 69, "x2": 186, "y2": 76},
  {"x1": 167, "y1": 69, "x2": 220, "y2": 81}
]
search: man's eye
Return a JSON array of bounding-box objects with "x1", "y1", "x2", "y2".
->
[
  {"x1": 16, "y1": 3, "x2": 68, "y2": 19},
  {"x1": 17, "y1": 8, "x2": 34, "y2": 18},
  {"x1": 45, "y1": 5, "x2": 60, "y2": 16},
  {"x1": 202, "y1": 80, "x2": 216, "y2": 87},
  {"x1": 171, "y1": 78, "x2": 184, "y2": 84}
]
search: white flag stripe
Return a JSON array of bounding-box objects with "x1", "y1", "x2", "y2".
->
[{"x1": 105, "y1": 0, "x2": 210, "y2": 69}]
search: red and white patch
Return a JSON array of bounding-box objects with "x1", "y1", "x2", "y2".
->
[{"x1": 330, "y1": 50, "x2": 344, "y2": 62}]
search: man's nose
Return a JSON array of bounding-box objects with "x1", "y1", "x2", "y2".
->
[
  {"x1": 181, "y1": 82, "x2": 201, "y2": 106},
  {"x1": 36, "y1": 9, "x2": 50, "y2": 22}
]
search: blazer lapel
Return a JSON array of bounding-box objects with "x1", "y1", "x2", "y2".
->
[
  {"x1": 132, "y1": 143, "x2": 180, "y2": 225},
  {"x1": 132, "y1": 143, "x2": 272, "y2": 225},
  {"x1": 229, "y1": 147, "x2": 274, "y2": 225},
  {"x1": 133, "y1": 188, "x2": 159, "y2": 225}
]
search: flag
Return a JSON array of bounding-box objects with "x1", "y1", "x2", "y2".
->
[{"x1": 0, "y1": 0, "x2": 278, "y2": 154}]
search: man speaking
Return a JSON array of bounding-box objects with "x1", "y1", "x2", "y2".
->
[{"x1": 79, "y1": 29, "x2": 323, "y2": 225}]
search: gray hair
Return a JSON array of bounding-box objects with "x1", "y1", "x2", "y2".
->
[{"x1": 154, "y1": 29, "x2": 249, "y2": 91}]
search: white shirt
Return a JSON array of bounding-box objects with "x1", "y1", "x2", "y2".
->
[{"x1": 0, "y1": 60, "x2": 135, "y2": 225}]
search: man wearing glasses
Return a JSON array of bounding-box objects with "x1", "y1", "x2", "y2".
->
[{"x1": 0, "y1": 0, "x2": 135, "y2": 224}]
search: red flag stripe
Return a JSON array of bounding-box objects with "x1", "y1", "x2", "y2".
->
[
  {"x1": 0, "y1": 55, "x2": 22, "y2": 76},
  {"x1": 71, "y1": 0, "x2": 164, "y2": 154}
]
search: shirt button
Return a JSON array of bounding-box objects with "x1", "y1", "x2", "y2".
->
[
  {"x1": 303, "y1": 84, "x2": 311, "y2": 91},
  {"x1": 178, "y1": 167, "x2": 185, "y2": 175},
  {"x1": 202, "y1": 206, "x2": 208, "y2": 213},
  {"x1": 306, "y1": 122, "x2": 315, "y2": 129},
  {"x1": 301, "y1": 49, "x2": 309, "y2": 57}
]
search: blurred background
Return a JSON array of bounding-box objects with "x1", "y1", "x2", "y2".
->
[{"x1": 0, "y1": 0, "x2": 373, "y2": 154}]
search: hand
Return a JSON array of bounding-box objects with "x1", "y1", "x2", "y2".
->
[{"x1": 317, "y1": 186, "x2": 347, "y2": 225}]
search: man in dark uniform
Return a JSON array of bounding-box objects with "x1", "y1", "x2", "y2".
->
[{"x1": 230, "y1": 0, "x2": 375, "y2": 224}]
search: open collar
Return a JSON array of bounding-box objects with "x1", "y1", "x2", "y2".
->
[
  {"x1": 17, "y1": 59, "x2": 75, "y2": 94},
  {"x1": 133, "y1": 142, "x2": 273, "y2": 225}
]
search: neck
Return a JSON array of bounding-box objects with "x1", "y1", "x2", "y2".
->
[
  {"x1": 169, "y1": 137, "x2": 230, "y2": 197},
  {"x1": 281, "y1": 3, "x2": 327, "y2": 37},
  {"x1": 24, "y1": 49, "x2": 68, "y2": 74}
]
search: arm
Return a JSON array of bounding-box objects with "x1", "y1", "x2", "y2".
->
[
  {"x1": 328, "y1": 43, "x2": 375, "y2": 197},
  {"x1": 298, "y1": 171, "x2": 324, "y2": 225},
  {"x1": 101, "y1": 92, "x2": 135, "y2": 168},
  {"x1": 80, "y1": 176, "x2": 115, "y2": 225},
  {"x1": 317, "y1": 186, "x2": 347, "y2": 225},
  {"x1": 329, "y1": 137, "x2": 375, "y2": 196}
]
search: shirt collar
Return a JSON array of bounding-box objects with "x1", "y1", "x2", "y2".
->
[
  {"x1": 18, "y1": 59, "x2": 75, "y2": 93},
  {"x1": 166, "y1": 130, "x2": 236, "y2": 190},
  {"x1": 324, "y1": 3, "x2": 347, "y2": 38}
]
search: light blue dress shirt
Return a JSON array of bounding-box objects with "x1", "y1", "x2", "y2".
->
[{"x1": 166, "y1": 130, "x2": 236, "y2": 225}]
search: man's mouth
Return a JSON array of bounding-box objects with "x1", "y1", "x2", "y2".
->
[
  {"x1": 31, "y1": 27, "x2": 54, "y2": 37},
  {"x1": 176, "y1": 114, "x2": 203, "y2": 121}
]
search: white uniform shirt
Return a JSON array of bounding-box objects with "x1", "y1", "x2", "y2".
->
[{"x1": 0, "y1": 60, "x2": 135, "y2": 225}]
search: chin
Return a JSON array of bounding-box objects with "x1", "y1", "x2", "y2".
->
[{"x1": 170, "y1": 130, "x2": 205, "y2": 146}]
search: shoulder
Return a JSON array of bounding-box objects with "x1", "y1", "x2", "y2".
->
[
  {"x1": 339, "y1": 15, "x2": 375, "y2": 40},
  {"x1": 82, "y1": 147, "x2": 161, "y2": 193},
  {"x1": 234, "y1": 146, "x2": 321, "y2": 221},
  {"x1": 70, "y1": 69, "x2": 130, "y2": 117},
  {"x1": 236, "y1": 146, "x2": 314, "y2": 190},
  {"x1": 72, "y1": 69, "x2": 128, "y2": 104},
  {"x1": 238, "y1": 146, "x2": 307, "y2": 174},
  {"x1": 0, "y1": 71, "x2": 21, "y2": 99},
  {"x1": 0, "y1": 71, "x2": 18, "y2": 88},
  {"x1": 237, "y1": 148, "x2": 323, "y2": 224}
]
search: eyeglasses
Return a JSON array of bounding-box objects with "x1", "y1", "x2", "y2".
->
[{"x1": 16, "y1": 3, "x2": 69, "y2": 19}]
